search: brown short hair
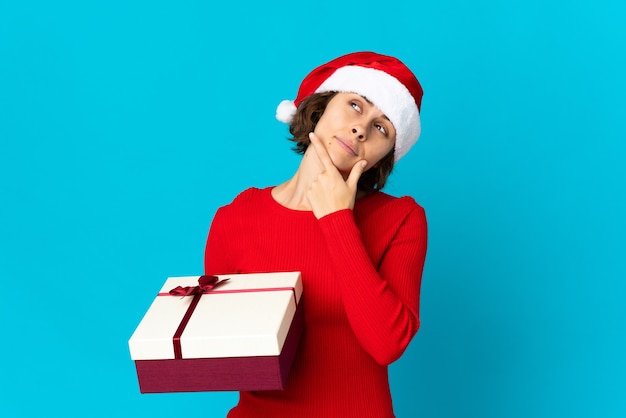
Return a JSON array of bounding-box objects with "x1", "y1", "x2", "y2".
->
[{"x1": 288, "y1": 92, "x2": 395, "y2": 193}]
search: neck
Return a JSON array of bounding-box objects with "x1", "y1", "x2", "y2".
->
[{"x1": 272, "y1": 146, "x2": 324, "y2": 211}]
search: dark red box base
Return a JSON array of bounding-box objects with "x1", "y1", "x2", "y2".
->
[{"x1": 134, "y1": 301, "x2": 304, "y2": 393}]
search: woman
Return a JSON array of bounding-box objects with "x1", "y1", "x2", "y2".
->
[{"x1": 204, "y1": 51, "x2": 428, "y2": 418}]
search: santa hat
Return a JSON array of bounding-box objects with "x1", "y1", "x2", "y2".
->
[{"x1": 276, "y1": 51, "x2": 423, "y2": 162}]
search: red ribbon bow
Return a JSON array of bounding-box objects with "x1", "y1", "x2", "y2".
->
[{"x1": 168, "y1": 275, "x2": 229, "y2": 296}]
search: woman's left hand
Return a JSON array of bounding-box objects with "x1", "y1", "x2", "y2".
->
[{"x1": 306, "y1": 132, "x2": 367, "y2": 219}]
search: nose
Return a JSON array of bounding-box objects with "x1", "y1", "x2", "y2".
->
[{"x1": 352, "y1": 127, "x2": 366, "y2": 141}]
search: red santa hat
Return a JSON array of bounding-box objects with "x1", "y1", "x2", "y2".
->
[{"x1": 276, "y1": 51, "x2": 423, "y2": 162}]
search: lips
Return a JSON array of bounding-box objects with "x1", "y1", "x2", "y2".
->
[{"x1": 336, "y1": 137, "x2": 358, "y2": 156}]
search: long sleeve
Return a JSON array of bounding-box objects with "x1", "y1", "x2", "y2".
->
[
  {"x1": 202, "y1": 187, "x2": 427, "y2": 418},
  {"x1": 317, "y1": 202, "x2": 427, "y2": 365}
]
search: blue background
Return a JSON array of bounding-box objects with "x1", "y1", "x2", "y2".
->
[{"x1": 1, "y1": 1, "x2": 624, "y2": 417}]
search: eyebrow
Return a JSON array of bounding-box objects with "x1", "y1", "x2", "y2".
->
[{"x1": 357, "y1": 94, "x2": 392, "y2": 122}]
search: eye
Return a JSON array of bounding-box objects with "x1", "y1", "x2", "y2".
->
[
  {"x1": 351, "y1": 101, "x2": 362, "y2": 112},
  {"x1": 375, "y1": 123, "x2": 388, "y2": 136}
]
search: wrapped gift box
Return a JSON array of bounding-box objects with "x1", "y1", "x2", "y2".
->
[{"x1": 128, "y1": 272, "x2": 303, "y2": 393}]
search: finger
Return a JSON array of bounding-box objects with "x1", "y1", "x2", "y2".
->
[
  {"x1": 308, "y1": 132, "x2": 336, "y2": 172},
  {"x1": 346, "y1": 160, "x2": 367, "y2": 190}
]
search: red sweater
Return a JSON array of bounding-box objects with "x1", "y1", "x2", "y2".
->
[{"x1": 204, "y1": 187, "x2": 428, "y2": 418}]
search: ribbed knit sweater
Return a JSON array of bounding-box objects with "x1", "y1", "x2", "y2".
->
[{"x1": 204, "y1": 187, "x2": 428, "y2": 418}]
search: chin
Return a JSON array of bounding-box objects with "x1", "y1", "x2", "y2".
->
[{"x1": 330, "y1": 158, "x2": 354, "y2": 174}]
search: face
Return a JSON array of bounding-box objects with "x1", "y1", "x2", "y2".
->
[{"x1": 313, "y1": 92, "x2": 396, "y2": 175}]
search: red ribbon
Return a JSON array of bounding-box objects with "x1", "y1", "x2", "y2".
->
[
  {"x1": 167, "y1": 275, "x2": 229, "y2": 359},
  {"x1": 160, "y1": 275, "x2": 295, "y2": 360}
]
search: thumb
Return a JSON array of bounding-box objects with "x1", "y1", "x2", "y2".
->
[{"x1": 346, "y1": 160, "x2": 367, "y2": 190}]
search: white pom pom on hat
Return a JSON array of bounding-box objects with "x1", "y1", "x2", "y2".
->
[
  {"x1": 275, "y1": 51, "x2": 423, "y2": 162},
  {"x1": 276, "y1": 100, "x2": 297, "y2": 124}
]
